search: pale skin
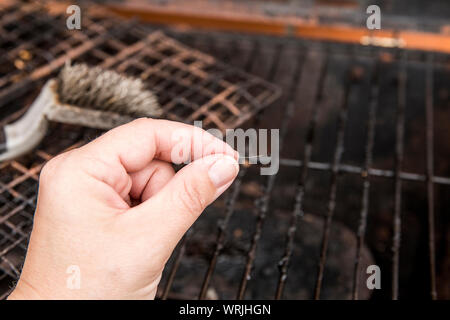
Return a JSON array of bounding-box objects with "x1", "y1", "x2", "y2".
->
[{"x1": 8, "y1": 118, "x2": 239, "y2": 299}]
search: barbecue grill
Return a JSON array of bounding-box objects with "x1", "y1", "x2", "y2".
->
[{"x1": 0, "y1": 0, "x2": 449, "y2": 300}]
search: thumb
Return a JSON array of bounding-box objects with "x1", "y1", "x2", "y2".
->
[{"x1": 129, "y1": 154, "x2": 239, "y2": 247}]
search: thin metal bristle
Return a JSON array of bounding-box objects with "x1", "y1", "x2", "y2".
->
[{"x1": 57, "y1": 63, "x2": 162, "y2": 117}]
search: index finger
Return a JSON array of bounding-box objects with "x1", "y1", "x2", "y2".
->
[{"x1": 78, "y1": 118, "x2": 238, "y2": 173}]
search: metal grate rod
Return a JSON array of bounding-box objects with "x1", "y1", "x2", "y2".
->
[
  {"x1": 278, "y1": 159, "x2": 450, "y2": 185},
  {"x1": 198, "y1": 167, "x2": 246, "y2": 299},
  {"x1": 198, "y1": 41, "x2": 261, "y2": 300},
  {"x1": 236, "y1": 48, "x2": 305, "y2": 300},
  {"x1": 275, "y1": 54, "x2": 328, "y2": 300},
  {"x1": 392, "y1": 50, "x2": 407, "y2": 300},
  {"x1": 425, "y1": 53, "x2": 437, "y2": 300},
  {"x1": 314, "y1": 64, "x2": 357, "y2": 300},
  {"x1": 161, "y1": 231, "x2": 190, "y2": 300},
  {"x1": 352, "y1": 58, "x2": 380, "y2": 300}
]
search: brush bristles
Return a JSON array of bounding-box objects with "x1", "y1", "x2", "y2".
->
[{"x1": 57, "y1": 63, "x2": 162, "y2": 117}]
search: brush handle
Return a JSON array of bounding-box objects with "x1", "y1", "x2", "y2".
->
[
  {"x1": 0, "y1": 78, "x2": 142, "y2": 162},
  {"x1": 0, "y1": 81, "x2": 52, "y2": 162}
]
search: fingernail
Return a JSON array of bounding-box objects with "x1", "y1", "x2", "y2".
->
[{"x1": 208, "y1": 155, "x2": 239, "y2": 188}]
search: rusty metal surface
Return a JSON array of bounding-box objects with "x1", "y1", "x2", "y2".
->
[
  {"x1": 93, "y1": 30, "x2": 281, "y2": 131},
  {"x1": 0, "y1": 122, "x2": 87, "y2": 299},
  {"x1": 0, "y1": 1, "x2": 118, "y2": 110},
  {"x1": 0, "y1": 2, "x2": 281, "y2": 131},
  {"x1": 100, "y1": 0, "x2": 450, "y2": 54},
  {"x1": 100, "y1": 0, "x2": 450, "y2": 31}
]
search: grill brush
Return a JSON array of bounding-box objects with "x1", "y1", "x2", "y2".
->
[{"x1": 0, "y1": 63, "x2": 162, "y2": 161}]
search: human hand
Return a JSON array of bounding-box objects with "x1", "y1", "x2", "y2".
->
[{"x1": 8, "y1": 118, "x2": 239, "y2": 299}]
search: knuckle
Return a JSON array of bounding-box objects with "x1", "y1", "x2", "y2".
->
[
  {"x1": 40, "y1": 157, "x2": 61, "y2": 182},
  {"x1": 177, "y1": 180, "x2": 207, "y2": 216},
  {"x1": 39, "y1": 151, "x2": 75, "y2": 182}
]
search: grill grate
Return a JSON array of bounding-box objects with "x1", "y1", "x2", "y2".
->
[
  {"x1": 0, "y1": 125, "x2": 86, "y2": 298},
  {"x1": 1, "y1": 3, "x2": 450, "y2": 301},
  {"x1": 0, "y1": 2, "x2": 281, "y2": 131},
  {"x1": 156, "y1": 31, "x2": 450, "y2": 300},
  {"x1": 92, "y1": 30, "x2": 281, "y2": 131},
  {"x1": 0, "y1": 1, "x2": 118, "y2": 109}
]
